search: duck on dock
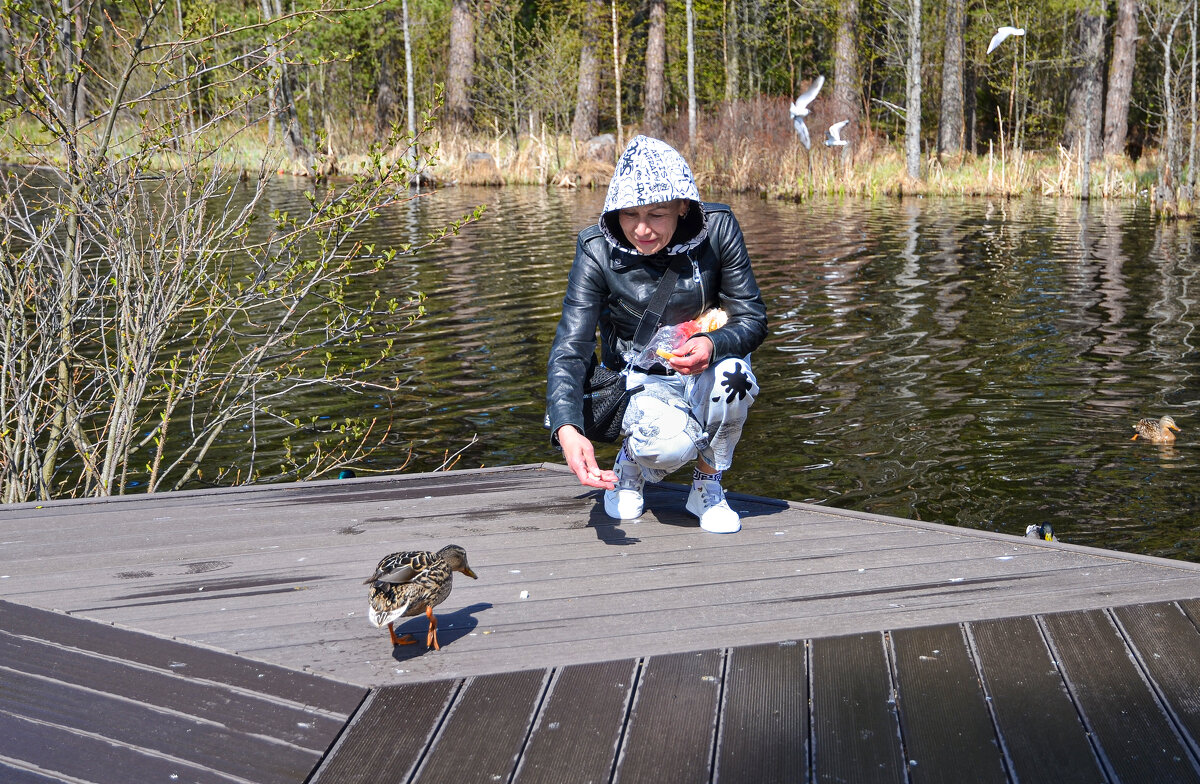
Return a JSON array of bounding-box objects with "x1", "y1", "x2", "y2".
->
[
  {"x1": 364, "y1": 544, "x2": 478, "y2": 650},
  {"x1": 1131, "y1": 415, "x2": 1181, "y2": 443}
]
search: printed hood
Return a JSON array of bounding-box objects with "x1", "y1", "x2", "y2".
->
[{"x1": 599, "y1": 135, "x2": 708, "y2": 255}]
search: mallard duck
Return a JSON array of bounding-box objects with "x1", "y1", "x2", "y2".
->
[
  {"x1": 1025, "y1": 523, "x2": 1058, "y2": 542},
  {"x1": 1131, "y1": 415, "x2": 1181, "y2": 443},
  {"x1": 364, "y1": 544, "x2": 477, "y2": 650}
]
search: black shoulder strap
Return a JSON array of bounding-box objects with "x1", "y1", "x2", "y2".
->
[{"x1": 630, "y1": 256, "x2": 689, "y2": 350}]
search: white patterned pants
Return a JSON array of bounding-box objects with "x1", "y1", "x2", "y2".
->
[{"x1": 621, "y1": 356, "x2": 759, "y2": 480}]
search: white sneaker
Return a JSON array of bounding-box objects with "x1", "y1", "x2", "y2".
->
[
  {"x1": 686, "y1": 480, "x2": 741, "y2": 533},
  {"x1": 603, "y1": 446, "x2": 645, "y2": 520}
]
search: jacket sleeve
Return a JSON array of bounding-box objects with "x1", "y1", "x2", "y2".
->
[
  {"x1": 546, "y1": 232, "x2": 608, "y2": 443},
  {"x1": 701, "y1": 209, "x2": 768, "y2": 361}
]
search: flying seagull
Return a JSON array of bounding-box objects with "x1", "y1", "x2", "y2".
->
[
  {"x1": 790, "y1": 75, "x2": 825, "y2": 150},
  {"x1": 987, "y1": 26, "x2": 1025, "y2": 54},
  {"x1": 824, "y1": 120, "x2": 850, "y2": 147}
]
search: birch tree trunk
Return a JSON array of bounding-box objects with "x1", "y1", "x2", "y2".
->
[
  {"x1": 402, "y1": 0, "x2": 415, "y2": 139},
  {"x1": 446, "y1": 0, "x2": 474, "y2": 128},
  {"x1": 832, "y1": 0, "x2": 861, "y2": 130},
  {"x1": 1063, "y1": 7, "x2": 1105, "y2": 161},
  {"x1": 644, "y1": 0, "x2": 666, "y2": 138},
  {"x1": 1165, "y1": 19, "x2": 1181, "y2": 185},
  {"x1": 964, "y1": 61, "x2": 977, "y2": 153},
  {"x1": 937, "y1": 0, "x2": 964, "y2": 158},
  {"x1": 904, "y1": 0, "x2": 921, "y2": 179},
  {"x1": 687, "y1": 0, "x2": 697, "y2": 150},
  {"x1": 611, "y1": 0, "x2": 623, "y2": 150},
  {"x1": 1104, "y1": 0, "x2": 1138, "y2": 156},
  {"x1": 1189, "y1": 3, "x2": 1197, "y2": 186},
  {"x1": 724, "y1": 0, "x2": 739, "y2": 101}
]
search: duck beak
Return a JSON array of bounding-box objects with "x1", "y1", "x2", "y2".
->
[
  {"x1": 1171, "y1": 423, "x2": 1182, "y2": 432},
  {"x1": 462, "y1": 566, "x2": 478, "y2": 579}
]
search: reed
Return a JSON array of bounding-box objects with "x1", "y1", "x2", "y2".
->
[{"x1": 2, "y1": 111, "x2": 1155, "y2": 201}]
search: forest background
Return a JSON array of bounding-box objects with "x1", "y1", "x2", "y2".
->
[
  {"x1": 0, "y1": 0, "x2": 1193, "y2": 503},
  {"x1": 6, "y1": 0, "x2": 1200, "y2": 201}
]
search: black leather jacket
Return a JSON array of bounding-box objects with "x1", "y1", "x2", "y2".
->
[{"x1": 546, "y1": 202, "x2": 767, "y2": 440}]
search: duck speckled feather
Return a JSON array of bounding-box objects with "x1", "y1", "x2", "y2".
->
[
  {"x1": 364, "y1": 544, "x2": 477, "y2": 650},
  {"x1": 1131, "y1": 415, "x2": 1180, "y2": 443}
]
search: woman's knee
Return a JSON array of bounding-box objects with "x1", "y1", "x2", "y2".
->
[
  {"x1": 626, "y1": 432, "x2": 697, "y2": 472},
  {"x1": 701, "y1": 357, "x2": 759, "y2": 414}
]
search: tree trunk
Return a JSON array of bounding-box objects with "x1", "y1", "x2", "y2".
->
[
  {"x1": 1164, "y1": 17, "x2": 1182, "y2": 186},
  {"x1": 904, "y1": 0, "x2": 921, "y2": 179},
  {"x1": 1104, "y1": 0, "x2": 1137, "y2": 157},
  {"x1": 446, "y1": 0, "x2": 474, "y2": 128},
  {"x1": 687, "y1": 0, "x2": 697, "y2": 150},
  {"x1": 964, "y1": 60, "x2": 977, "y2": 153},
  {"x1": 1063, "y1": 7, "x2": 1105, "y2": 160},
  {"x1": 375, "y1": 12, "x2": 399, "y2": 139},
  {"x1": 611, "y1": 0, "x2": 622, "y2": 150},
  {"x1": 644, "y1": 0, "x2": 666, "y2": 138},
  {"x1": 724, "y1": 0, "x2": 739, "y2": 101},
  {"x1": 402, "y1": 0, "x2": 415, "y2": 139},
  {"x1": 572, "y1": 0, "x2": 602, "y2": 141},
  {"x1": 937, "y1": 0, "x2": 964, "y2": 157},
  {"x1": 1191, "y1": 2, "x2": 1198, "y2": 187},
  {"x1": 832, "y1": 0, "x2": 861, "y2": 130},
  {"x1": 261, "y1": 0, "x2": 313, "y2": 173}
]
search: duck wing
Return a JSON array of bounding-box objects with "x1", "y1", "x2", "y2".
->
[{"x1": 363, "y1": 549, "x2": 435, "y2": 585}]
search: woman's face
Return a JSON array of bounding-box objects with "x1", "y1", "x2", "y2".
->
[{"x1": 617, "y1": 200, "x2": 688, "y2": 255}]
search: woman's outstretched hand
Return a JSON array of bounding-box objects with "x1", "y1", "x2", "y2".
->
[
  {"x1": 666, "y1": 335, "x2": 714, "y2": 375},
  {"x1": 557, "y1": 425, "x2": 617, "y2": 489}
]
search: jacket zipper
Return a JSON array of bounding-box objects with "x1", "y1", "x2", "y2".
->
[{"x1": 693, "y1": 255, "x2": 705, "y2": 313}]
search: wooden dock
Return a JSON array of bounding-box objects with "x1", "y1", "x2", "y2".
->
[{"x1": 3, "y1": 463, "x2": 1200, "y2": 782}]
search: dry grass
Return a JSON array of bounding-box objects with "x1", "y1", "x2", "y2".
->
[{"x1": 1, "y1": 109, "x2": 1156, "y2": 201}]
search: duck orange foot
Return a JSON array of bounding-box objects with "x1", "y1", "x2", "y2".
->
[{"x1": 388, "y1": 623, "x2": 417, "y2": 646}]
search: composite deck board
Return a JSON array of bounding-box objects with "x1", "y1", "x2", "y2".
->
[
  {"x1": 0, "y1": 709, "x2": 244, "y2": 784},
  {"x1": 180, "y1": 559, "x2": 1200, "y2": 686},
  {"x1": 0, "y1": 667, "x2": 319, "y2": 784},
  {"x1": 613, "y1": 650, "x2": 723, "y2": 784},
  {"x1": 0, "y1": 631, "x2": 346, "y2": 747},
  {"x1": 1042, "y1": 609, "x2": 1200, "y2": 783},
  {"x1": 1182, "y1": 598, "x2": 1200, "y2": 628},
  {"x1": 0, "y1": 602, "x2": 361, "y2": 784},
  {"x1": 890, "y1": 624, "x2": 1008, "y2": 784},
  {"x1": 310, "y1": 680, "x2": 458, "y2": 784},
  {"x1": 0, "y1": 763, "x2": 69, "y2": 784},
  {"x1": 967, "y1": 616, "x2": 1107, "y2": 784},
  {"x1": 0, "y1": 600, "x2": 364, "y2": 714},
  {"x1": 511, "y1": 659, "x2": 637, "y2": 784},
  {"x1": 1111, "y1": 602, "x2": 1200, "y2": 759},
  {"x1": 809, "y1": 633, "x2": 906, "y2": 784},
  {"x1": 412, "y1": 669, "x2": 548, "y2": 783},
  {"x1": 714, "y1": 641, "x2": 807, "y2": 784},
  {"x1": 7, "y1": 465, "x2": 1200, "y2": 784}
]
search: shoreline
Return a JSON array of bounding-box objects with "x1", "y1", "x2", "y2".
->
[{"x1": 1, "y1": 122, "x2": 1163, "y2": 203}]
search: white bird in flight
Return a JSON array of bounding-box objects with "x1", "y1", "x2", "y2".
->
[
  {"x1": 825, "y1": 120, "x2": 850, "y2": 147},
  {"x1": 987, "y1": 26, "x2": 1025, "y2": 54},
  {"x1": 790, "y1": 75, "x2": 825, "y2": 150}
]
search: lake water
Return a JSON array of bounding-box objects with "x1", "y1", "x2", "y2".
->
[{"x1": 268, "y1": 185, "x2": 1200, "y2": 561}]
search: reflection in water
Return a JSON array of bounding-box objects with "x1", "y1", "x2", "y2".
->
[{"x1": 222, "y1": 187, "x2": 1200, "y2": 562}]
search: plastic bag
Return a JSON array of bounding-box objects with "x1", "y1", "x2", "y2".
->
[{"x1": 626, "y1": 308, "x2": 728, "y2": 370}]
